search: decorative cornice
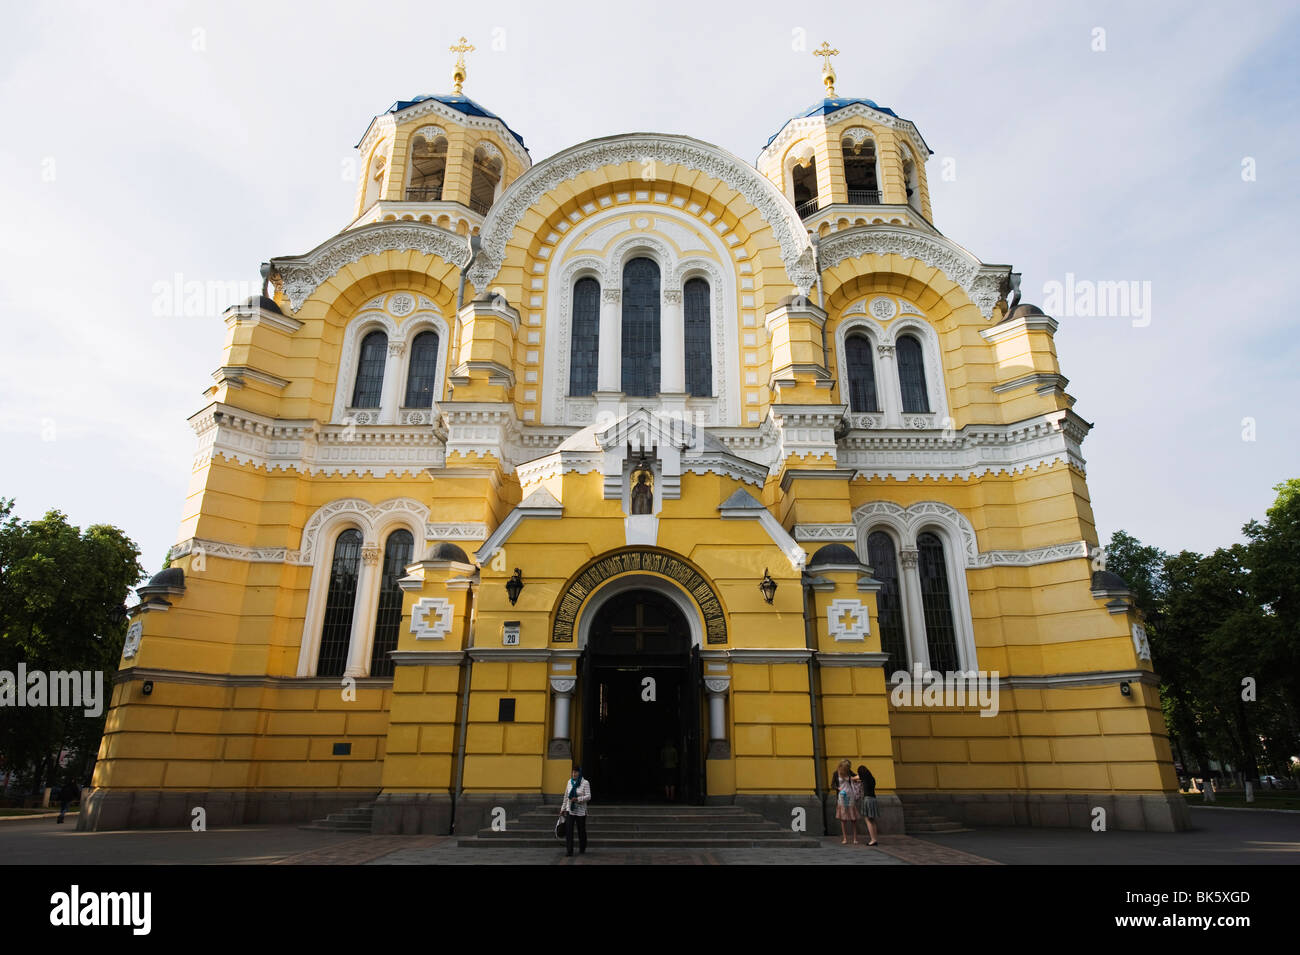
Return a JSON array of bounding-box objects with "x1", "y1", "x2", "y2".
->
[
  {"x1": 469, "y1": 134, "x2": 816, "y2": 294},
  {"x1": 356, "y1": 97, "x2": 532, "y2": 171},
  {"x1": 817, "y1": 226, "x2": 1011, "y2": 319},
  {"x1": 980, "y1": 313, "x2": 1059, "y2": 343},
  {"x1": 468, "y1": 648, "x2": 554, "y2": 662},
  {"x1": 188, "y1": 403, "x2": 447, "y2": 478},
  {"x1": 991, "y1": 373, "x2": 1069, "y2": 396},
  {"x1": 817, "y1": 652, "x2": 891, "y2": 668},
  {"x1": 223, "y1": 304, "x2": 302, "y2": 335},
  {"x1": 113, "y1": 667, "x2": 395, "y2": 687},
  {"x1": 760, "y1": 101, "x2": 933, "y2": 163},
  {"x1": 211, "y1": 366, "x2": 290, "y2": 390},
  {"x1": 793, "y1": 524, "x2": 856, "y2": 542},
  {"x1": 271, "y1": 222, "x2": 472, "y2": 312},
  {"x1": 837, "y1": 410, "x2": 1092, "y2": 480}
]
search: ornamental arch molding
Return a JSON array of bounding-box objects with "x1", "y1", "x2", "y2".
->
[
  {"x1": 817, "y1": 226, "x2": 1011, "y2": 319},
  {"x1": 468, "y1": 134, "x2": 816, "y2": 294},
  {"x1": 552, "y1": 548, "x2": 728, "y2": 646},
  {"x1": 271, "y1": 221, "x2": 472, "y2": 313}
]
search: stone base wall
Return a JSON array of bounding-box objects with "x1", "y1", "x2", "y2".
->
[
  {"x1": 76, "y1": 788, "x2": 380, "y2": 831},
  {"x1": 898, "y1": 790, "x2": 1192, "y2": 832}
]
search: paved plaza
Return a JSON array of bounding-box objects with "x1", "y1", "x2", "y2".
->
[{"x1": 2, "y1": 806, "x2": 1296, "y2": 865}]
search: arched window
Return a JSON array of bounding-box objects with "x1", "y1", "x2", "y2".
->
[
  {"x1": 901, "y1": 145, "x2": 920, "y2": 209},
  {"x1": 351, "y1": 330, "x2": 388, "y2": 408},
  {"x1": 845, "y1": 334, "x2": 879, "y2": 412},
  {"x1": 370, "y1": 529, "x2": 414, "y2": 678},
  {"x1": 897, "y1": 334, "x2": 930, "y2": 413},
  {"x1": 403, "y1": 330, "x2": 440, "y2": 408},
  {"x1": 684, "y1": 277, "x2": 712, "y2": 397},
  {"x1": 917, "y1": 532, "x2": 960, "y2": 672},
  {"x1": 867, "y1": 532, "x2": 909, "y2": 674},
  {"x1": 469, "y1": 145, "x2": 502, "y2": 215},
  {"x1": 621, "y1": 257, "x2": 661, "y2": 397},
  {"x1": 317, "y1": 529, "x2": 362, "y2": 677},
  {"x1": 843, "y1": 137, "x2": 879, "y2": 203},
  {"x1": 407, "y1": 133, "x2": 447, "y2": 201},
  {"x1": 568, "y1": 277, "x2": 600, "y2": 396},
  {"x1": 792, "y1": 157, "x2": 818, "y2": 215}
]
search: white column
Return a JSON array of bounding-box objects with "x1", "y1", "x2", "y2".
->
[
  {"x1": 550, "y1": 678, "x2": 576, "y2": 744},
  {"x1": 898, "y1": 548, "x2": 930, "y2": 673},
  {"x1": 876, "y1": 343, "x2": 902, "y2": 427},
  {"x1": 343, "y1": 544, "x2": 383, "y2": 677},
  {"x1": 597, "y1": 288, "x2": 622, "y2": 392},
  {"x1": 704, "y1": 677, "x2": 730, "y2": 742},
  {"x1": 660, "y1": 287, "x2": 685, "y2": 394},
  {"x1": 380, "y1": 341, "x2": 405, "y2": 424}
]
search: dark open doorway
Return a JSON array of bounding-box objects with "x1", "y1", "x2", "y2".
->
[{"x1": 579, "y1": 588, "x2": 703, "y2": 804}]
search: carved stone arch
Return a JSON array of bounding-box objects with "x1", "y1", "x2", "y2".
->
[
  {"x1": 299, "y1": 496, "x2": 430, "y2": 558},
  {"x1": 551, "y1": 548, "x2": 728, "y2": 647},
  {"x1": 840, "y1": 126, "x2": 875, "y2": 149},
  {"x1": 607, "y1": 233, "x2": 675, "y2": 286},
  {"x1": 468, "y1": 134, "x2": 815, "y2": 294},
  {"x1": 412, "y1": 124, "x2": 448, "y2": 145},
  {"x1": 333, "y1": 312, "x2": 400, "y2": 422},
  {"x1": 816, "y1": 226, "x2": 1011, "y2": 320},
  {"x1": 852, "y1": 501, "x2": 911, "y2": 557},
  {"x1": 271, "y1": 222, "x2": 472, "y2": 313}
]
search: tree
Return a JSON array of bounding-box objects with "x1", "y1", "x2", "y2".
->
[{"x1": 0, "y1": 498, "x2": 143, "y2": 796}]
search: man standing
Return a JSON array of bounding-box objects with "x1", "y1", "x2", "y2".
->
[{"x1": 561, "y1": 765, "x2": 591, "y2": 857}]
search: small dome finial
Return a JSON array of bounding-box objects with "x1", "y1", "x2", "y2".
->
[
  {"x1": 449, "y1": 35, "x2": 475, "y2": 94},
  {"x1": 813, "y1": 41, "x2": 839, "y2": 98}
]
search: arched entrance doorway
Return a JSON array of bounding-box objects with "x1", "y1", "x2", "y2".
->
[{"x1": 579, "y1": 588, "x2": 704, "y2": 804}]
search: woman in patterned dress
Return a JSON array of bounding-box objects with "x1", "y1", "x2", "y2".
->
[{"x1": 832, "y1": 759, "x2": 861, "y2": 845}]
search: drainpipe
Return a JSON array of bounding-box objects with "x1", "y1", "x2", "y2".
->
[
  {"x1": 803, "y1": 574, "x2": 829, "y2": 836},
  {"x1": 449, "y1": 579, "x2": 476, "y2": 835}
]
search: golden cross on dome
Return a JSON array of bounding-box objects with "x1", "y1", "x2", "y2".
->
[
  {"x1": 450, "y1": 36, "x2": 475, "y2": 94},
  {"x1": 813, "y1": 42, "x2": 839, "y2": 97}
]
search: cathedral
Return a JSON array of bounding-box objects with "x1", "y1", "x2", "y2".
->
[{"x1": 83, "y1": 41, "x2": 1190, "y2": 835}]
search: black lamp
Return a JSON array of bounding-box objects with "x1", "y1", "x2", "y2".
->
[
  {"x1": 1119, "y1": 681, "x2": 1131, "y2": 697},
  {"x1": 142, "y1": 680, "x2": 154, "y2": 696},
  {"x1": 758, "y1": 568, "x2": 777, "y2": 604},
  {"x1": 506, "y1": 568, "x2": 524, "y2": 606}
]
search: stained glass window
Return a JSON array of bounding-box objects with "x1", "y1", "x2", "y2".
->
[
  {"x1": 351, "y1": 330, "x2": 387, "y2": 408},
  {"x1": 684, "y1": 277, "x2": 712, "y2": 397},
  {"x1": 403, "y1": 330, "x2": 440, "y2": 407},
  {"x1": 621, "y1": 257, "x2": 661, "y2": 397},
  {"x1": 318, "y1": 529, "x2": 362, "y2": 677},
  {"x1": 846, "y1": 334, "x2": 879, "y2": 412},
  {"x1": 569, "y1": 277, "x2": 600, "y2": 395},
  {"x1": 370, "y1": 529, "x2": 414, "y2": 677}
]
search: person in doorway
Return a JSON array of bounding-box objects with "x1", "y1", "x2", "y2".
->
[
  {"x1": 856, "y1": 764, "x2": 879, "y2": 846},
  {"x1": 57, "y1": 778, "x2": 79, "y2": 824},
  {"x1": 832, "y1": 759, "x2": 861, "y2": 845},
  {"x1": 660, "y1": 739, "x2": 679, "y2": 801},
  {"x1": 561, "y1": 765, "x2": 591, "y2": 857}
]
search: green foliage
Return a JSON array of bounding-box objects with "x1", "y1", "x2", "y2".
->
[
  {"x1": 0, "y1": 498, "x2": 144, "y2": 794},
  {"x1": 1106, "y1": 478, "x2": 1300, "y2": 781}
]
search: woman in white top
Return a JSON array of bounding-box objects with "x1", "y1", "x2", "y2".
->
[{"x1": 561, "y1": 765, "x2": 591, "y2": 856}]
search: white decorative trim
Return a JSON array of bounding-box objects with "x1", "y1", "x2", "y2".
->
[
  {"x1": 980, "y1": 313, "x2": 1059, "y2": 343},
  {"x1": 426, "y1": 522, "x2": 489, "y2": 542},
  {"x1": 122, "y1": 621, "x2": 143, "y2": 660},
  {"x1": 223, "y1": 304, "x2": 302, "y2": 335},
  {"x1": 793, "y1": 524, "x2": 856, "y2": 542},
  {"x1": 761, "y1": 101, "x2": 932, "y2": 165},
  {"x1": 1131, "y1": 622, "x2": 1152, "y2": 662},
  {"x1": 818, "y1": 227, "x2": 1010, "y2": 319},
  {"x1": 544, "y1": 206, "x2": 740, "y2": 426},
  {"x1": 271, "y1": 222, "x2": 471, "y2": 312},
  {"x1": 718, "y1": 488, "x2": 806, "y2": 570},
  {"x1": 834, "y1": 303, "x2": 951, "y2": 426},
  {"x1": 837, "y1": 410, "x2": 1091, "y2": 480},
  {"x1": 411, "y1": 597, "x2": 454, "y2": 640},
  {"x1": 827, "y1": 599, "x2": 869, "y2": 641},
  {"x1": 469, "y1": 134, "x2": 816, "y2": 294},
  {"x1": 189, "y1": 403, "x2": 446, "y2": 478},
  {"x1": 356, "y1": 99, "x2": 531, "y2": 173},
  {"x1": 474, "y1": 486, "x2": 563, "y2": 565}
]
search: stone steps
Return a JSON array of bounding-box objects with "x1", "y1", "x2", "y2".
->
[
  {"x1": 459, "y1": 803, "x2": 820, "y2": 848},
  {"x1": 899, "y1": 803, "x2": 968, "y2": 834},
  {"x1": 301, "y1": 805, "x2": 375, "y2": 832}
]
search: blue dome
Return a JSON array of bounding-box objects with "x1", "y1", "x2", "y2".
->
[
  {"x1": 764, "y1": 97, "x2": 899, "y2": 149},
  {"x1": 387, "y1": 94, "x2": 528, "y2": 151}
]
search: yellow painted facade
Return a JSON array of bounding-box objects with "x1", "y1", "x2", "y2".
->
[{"x1": 82, "y1": 58, "x2": 1188, "y2": 835}]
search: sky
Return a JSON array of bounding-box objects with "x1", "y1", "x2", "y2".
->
[{"x1": 0, "y1": 0, "x2": 1297, "y2": 582}]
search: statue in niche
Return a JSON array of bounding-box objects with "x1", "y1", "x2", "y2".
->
[{"x1": 630, "y1": 468, "x2": 654, "y2": 515}]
